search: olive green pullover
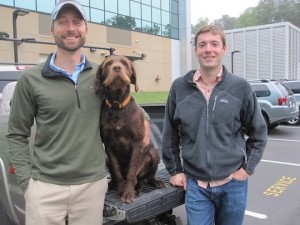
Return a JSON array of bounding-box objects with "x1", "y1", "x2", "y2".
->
[{"x1": 7, "y1": 54, "x2": 107, "y2": 192}]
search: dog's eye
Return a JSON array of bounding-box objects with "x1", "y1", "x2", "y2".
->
[
  {"x1": 121, "y1": 60, "x2": 128, "y2": 67},
  {"x1": 105, "y1": 61, "x2": 113, "y2": 67}
]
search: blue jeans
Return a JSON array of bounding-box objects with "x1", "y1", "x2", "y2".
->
[{"x1": 185, "y1": 177, "x2": 247, "y2": 225}]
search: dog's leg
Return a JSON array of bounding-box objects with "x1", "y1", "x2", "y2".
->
[
  {"x1": 120, "y1": 144, "x2": 145, "y2": 203},
  {"x1": 106, "y1": 148, "x2": 126, "y2": 193},
  {"x1": 138, "y1": 145, "x2": 165, "y2": 189}
]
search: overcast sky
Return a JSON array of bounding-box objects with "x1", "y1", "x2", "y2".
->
[{"x1": 190, "y1": 0, "x2": 259, "y2": 24}]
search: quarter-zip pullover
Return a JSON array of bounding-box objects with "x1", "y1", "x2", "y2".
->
[{"x1": 7, "y1": 54, "x2": 106, "y2": 192}]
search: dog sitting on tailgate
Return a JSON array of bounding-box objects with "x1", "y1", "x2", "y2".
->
[{"x1": 94, "y1": 55, "x2": 164, "y2": 203}]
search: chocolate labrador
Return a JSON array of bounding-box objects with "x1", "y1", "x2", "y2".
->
[{"x1": 94, "y1": 55, "x2": 164, "y2": 203}]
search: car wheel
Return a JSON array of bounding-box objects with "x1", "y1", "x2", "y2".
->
[
  {"x1": 286, "y1": 116, "x2": 300, "y2": 125},
  {"x1": 262, "y1": 114, "x2": 269, "y2": 128},
  {"x1": 269, "y1": 122, "x2": 279, "y2": 129}
]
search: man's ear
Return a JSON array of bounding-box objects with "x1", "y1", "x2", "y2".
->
[
  {"x1": 50, "y1": 25, "x2": 54, "y2": 36},
  {"x1": 222, "y1": 46, "x2": 227, "y2": 56},
  {"x1": 85, "y1": 22, "x2": 88, "y2": 32}
]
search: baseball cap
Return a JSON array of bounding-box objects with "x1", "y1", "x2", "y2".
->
[{"x1": 51, "y1": 0, "x2": 86, "y2": 21}]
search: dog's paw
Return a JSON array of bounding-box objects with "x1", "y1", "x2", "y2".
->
[
  {"x1": 120, "y1": 188, "x2": 136, "y2": 203},
  {"x1": 148, "y1": 179, "x2": 165, "y2": 189}
]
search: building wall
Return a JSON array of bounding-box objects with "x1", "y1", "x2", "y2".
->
[
  {"x1": 0, "y1": 7, "x2": 41, "y2": 64},
  {"x1": 0, "y1": 3, "x2": 192, "y2": 92},
  {"x1": 223, "y1": 22, "x2": 300, "y2": 80}
]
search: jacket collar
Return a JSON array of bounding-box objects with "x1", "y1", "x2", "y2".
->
[
  {"x1": 41, "y1": 53, "x2": 93, "y2": 78},
  {"x1": 185, "y1": 65, "x2": 229, "y2": 84}
]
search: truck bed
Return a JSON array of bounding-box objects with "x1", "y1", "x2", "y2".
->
[{"x1": 103, "y1": 167, "x2": 185, "y2": 224}]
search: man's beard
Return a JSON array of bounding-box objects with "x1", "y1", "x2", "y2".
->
[{"x1": 54, "y1": 35, "x2": 86, "y2": 52}]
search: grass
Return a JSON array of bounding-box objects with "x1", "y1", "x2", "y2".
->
[{"x1": 131, "y1": 91, "x2": 169, "y2": 104}]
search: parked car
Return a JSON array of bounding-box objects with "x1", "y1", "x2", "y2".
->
[
  {"x1": 248, "y1": 80, "x2": 298, "y2": 129},
  {"x1": 0, "y1": 65, "x2": 28, "y2": 92},
  {"x1": 281, "y1": 80, "x2": 300, "y2": 125}
]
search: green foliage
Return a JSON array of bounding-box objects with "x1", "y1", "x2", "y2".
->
[
  {"x1": 131, "y1": 92, "x2": 169, "y2": 104},
  {"x1": 191, "y1": 17, "x2": 210, "y2": 34},
  {"x1": 213, "y1": 15, "x2": 237, "y2": 30},
  {"x1": 235, "y1": 8, "x2": 258, "y2": 28},
  {"x1": 192, "y1": 0, "x2": 300, "y2": 33}
]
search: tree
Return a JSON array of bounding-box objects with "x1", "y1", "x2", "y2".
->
[
  {"x1": 191, "y1": 17, "x2": 210, "y2": 34},
  {"x1": 255, "y1": 0, "x2": 277, "y2": 25},
  {"x1": 235, "y1": 7, "x2": 258, "y2": 28},
  {"x1": 213, "y1": 15, "x2": 236, "y2": 30},
  {"x1": 239, "y1": 0, "x2": 300, "y2": 27},
  {"x1": 273, "y1": 0, "x2": 300, "y2": 27},
  {"x1": 191, "y1": 0, "x2": 300, "y2": 30}
]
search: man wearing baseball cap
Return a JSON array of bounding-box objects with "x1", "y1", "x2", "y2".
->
[{"x1": 8, "y1": 1, "x2": 106, "y2": 225}]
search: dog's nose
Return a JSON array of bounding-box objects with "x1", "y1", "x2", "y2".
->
[{"x1": 113, "y1": 65, "x2": 121, "y2": 72}]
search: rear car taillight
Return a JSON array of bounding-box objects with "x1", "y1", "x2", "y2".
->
[{"x1": 278, "y1": 97, "x2": 287, "y2": 105}]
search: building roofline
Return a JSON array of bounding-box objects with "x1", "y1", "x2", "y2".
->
[{"x1": 225, "y1": 22, "x2": 300, "y2": 33}]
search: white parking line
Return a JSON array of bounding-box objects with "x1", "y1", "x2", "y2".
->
[
  {"x1": 261, "y1": 159, "x2": 300, "y2": 167},
  {"x1": 245, "y1": 210, "x2": 268, "y2": 219},
  {"x1": 268, "y1": 138, "x2": 300, "y2": 143},
  {"x1": 279, "y1": 125, "x2": 300, "y2": 129}
]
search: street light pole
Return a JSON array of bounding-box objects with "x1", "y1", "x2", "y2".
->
[
  {"x1": 231, "y1": 50, "x2": 241, "y2": 73},
  {"x1": 13, "y1": 9, "x2": 29, "y2": 64}
]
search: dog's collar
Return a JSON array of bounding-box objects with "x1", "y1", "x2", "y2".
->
[{"x1": 105, "y1": 95, "x2": 131, "y2": 109}]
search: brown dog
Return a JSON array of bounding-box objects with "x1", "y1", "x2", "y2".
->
[{"x1": 94, "y1": 55, "x2": 164, "y2": 203}]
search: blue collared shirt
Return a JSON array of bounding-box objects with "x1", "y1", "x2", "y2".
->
[{"x1": 50, "y1": 53, "x2": 86, "y2": 84}]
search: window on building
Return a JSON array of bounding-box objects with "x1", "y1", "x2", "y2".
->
[
  {"x1": 119, "y1": 0, "x2": 130, "y2": 16},
  {"x1": 105, "y1": 0, "x2": 117, "y2": 13},
  {"x1": 161, "y1": 1, "x2": 170, "y2": 11},
  {"x1": 37, "y1": 0, "x2": 55, "y2": 13},
  {"x1": 1, "y1": 0, "x2": 179, "y2": 39},
  {"x1": 152, "y1": 0, "x2": 160, "y2": 8},
  {"x1": 141, "y1": 0, "x2": 151, "y2": 5},
  {"x1": 142, "y1": 4, "x2": 151, "y2": 21},
  {"x1": 1, "y1": 0, "x2": 13, "y2": 6},
  {"x1": 152, "y1": 7, "x2": 160, "y2": 24},
  {"x1": 15, "y1": 0, "x2": 35, "y2": 10},
  {"x1": 91, "y1": 0, "x2": 104, "y2": 9},
  {"x1": 77, "y1": 0, "x2": 89, "y2": 6},
  {"x1": 131, "y1": 1, "x2": 141, "y2": 19},
  {"x1": 91, "y1": 8, "x2": 105, "y2": 24}
]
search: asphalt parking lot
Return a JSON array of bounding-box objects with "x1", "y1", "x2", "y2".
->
[
  {"x1": 173, "y1": 124, "x2": 300, "y2": 225},
  {"x1": 244, "y1": 124, "x2": 300, "y2": 225}
]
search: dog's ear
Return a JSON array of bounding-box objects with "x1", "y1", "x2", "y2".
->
[
  {"x1": 94, "y1": 61, "x2": 107, "y2": 93},
  {"x1": 129, "y1": 61, "x2": 139, "y2": 92}
]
